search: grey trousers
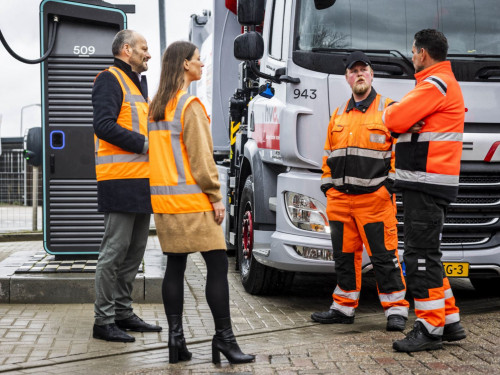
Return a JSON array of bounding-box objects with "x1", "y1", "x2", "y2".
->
[{"x1": 94, "y1": 212, "x2": 151, "y2": 325}]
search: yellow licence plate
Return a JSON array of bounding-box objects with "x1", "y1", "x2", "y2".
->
[{"x1": 443, "y1": 262, "x2": 469, "y2": 277}]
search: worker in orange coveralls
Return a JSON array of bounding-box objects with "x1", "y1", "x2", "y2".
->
[
  {"x1": 311, "y1": 51, "x2": 410, "y2": 332},
  {"x1": 383, "y1": 29, "x2": 466, "y2": 353}
]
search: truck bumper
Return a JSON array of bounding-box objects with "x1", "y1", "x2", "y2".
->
[
  {"x1": 252, "y1": 230, "x2": 373, "y2": 273},
  {"x1": 442, "y1": 248, "x2": 500, "y2": 277}
]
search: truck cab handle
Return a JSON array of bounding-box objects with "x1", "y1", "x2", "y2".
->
[{"x1": 249, "y1": 61, "x2": 301, "y2": 84}]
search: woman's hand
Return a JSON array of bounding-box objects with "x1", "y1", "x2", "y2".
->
[{"x1": 212, "y1": 200, "x2": 225, "y2": 225}]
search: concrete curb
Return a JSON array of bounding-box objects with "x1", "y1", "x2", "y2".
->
[
  {"x1": 0, "y1": 229, "x2": 158, "y2": 242},
  {"x1": 0, "y1": 245, "x2": 164, "y2": 303}
]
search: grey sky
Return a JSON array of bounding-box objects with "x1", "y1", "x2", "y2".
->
[{"x1": 0, "y1": 0, "x2": 212, "y2": 138}]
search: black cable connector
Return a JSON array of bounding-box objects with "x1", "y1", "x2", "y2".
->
[{"x1": 0, "y1": 15, "x2": 59, "y2": 64}]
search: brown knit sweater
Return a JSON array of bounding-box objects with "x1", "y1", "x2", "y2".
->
[{"x1": 154, "y1": 99, "x2": 226, "y2": 253}]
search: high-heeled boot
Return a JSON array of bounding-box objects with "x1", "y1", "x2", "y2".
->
[
  {"x1": 167, "y1": 315, "x2": 192, "y2": 364},
  {"x1": 212, "y1": 317, "x2": 255, "y2": 364}
]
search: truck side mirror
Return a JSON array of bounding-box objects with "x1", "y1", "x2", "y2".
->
[
  {"x1": 237, "y1": 0, "x2": 265, "y2": 25},
  {"x1": 24, "y1": 127, "x2": 42, "y2": 167},
  {"x1": 234, "y1": 32, "x2": 264, "y2": 60},
  {"x1": 314, "y1": 0, "x2": 336, "y2": 10}
]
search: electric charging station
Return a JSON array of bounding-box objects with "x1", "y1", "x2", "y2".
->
[{"x1": 40, "y1": 0, "x2": 130, "y2": 255}]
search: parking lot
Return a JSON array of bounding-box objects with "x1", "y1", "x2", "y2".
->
[{"x1": 0, "y1": 238, "x2": 499, "y2": 374}]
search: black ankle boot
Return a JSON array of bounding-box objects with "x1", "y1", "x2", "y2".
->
[
  {"x1": 167, "y1": 315, "x2": 192, "y2": 364},
  {"x1": 212, "y1": 317, "x2": 255, "y2": 364}
]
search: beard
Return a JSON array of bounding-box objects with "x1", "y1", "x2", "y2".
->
[{"x1": 353, "y1": 81, "x2": 370, "y2": 96}]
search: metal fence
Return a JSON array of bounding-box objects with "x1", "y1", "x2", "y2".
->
[{"x1": 0, "y1": 137, "x2": 42, "y2": 233}]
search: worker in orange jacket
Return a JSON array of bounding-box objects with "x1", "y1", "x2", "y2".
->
[
  {"x1": 311, "y1": 51, "x2": 410, "y2": 332},
  {"x1": 383, "y1": 29, "x2": 466, "y2": 352}
]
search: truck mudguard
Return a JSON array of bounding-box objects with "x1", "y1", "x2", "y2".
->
[{"x1": 243, "y1": 138, "x2": 278, "y2": 227}]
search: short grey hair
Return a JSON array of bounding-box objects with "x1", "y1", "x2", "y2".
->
[{"x1": 111, "y1": 29, "x2": 137, "y2": 56}]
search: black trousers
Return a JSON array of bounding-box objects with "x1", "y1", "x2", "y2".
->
[{"x1": 402, "y1": 189, "x2": 448, "y2": 299}]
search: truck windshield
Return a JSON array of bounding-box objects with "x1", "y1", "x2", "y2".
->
[{"x1": 296, "y1": 0, "x2": 500, "y2": 58}]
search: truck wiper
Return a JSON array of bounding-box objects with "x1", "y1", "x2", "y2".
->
[
  {"x1": 448, "y1": 53, "x2": 500, "y2": 59},
  {"x1": 311, "y1": 48, "x2": 414, "y2": 71}
]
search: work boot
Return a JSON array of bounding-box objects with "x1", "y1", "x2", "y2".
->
[
  {"x1": 116, "y1": 313, "x2": 162, "y2": 332},
  {"x1": 442, "y1": 321, "x2": 466, "y2": 342},
  {"x1": 311, "y1": 309, "x2": 354, "y2": 324},
  {"x1": 386, "y1": 315, "x2": 407, "y2": 332},
  {"x1": 393, "y1": 321, "x2": 443, "y2": 352},
  {"x1": 93, "y1": 323, "x2": 135, "y2": 342},
  {"x1": 212, "y1": 317, "x2": 255, "y2": 364},
  {"x1": 167, "y1": 315, "x2": 192, "y2": 364}
]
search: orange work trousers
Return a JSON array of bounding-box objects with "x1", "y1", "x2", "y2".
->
[{"x1": 326, "y1": 186, "x2": 409, "y2": 317}]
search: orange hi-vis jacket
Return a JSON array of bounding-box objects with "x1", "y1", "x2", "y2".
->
[
  {"x1": 148, "y1": 91, "x2": 214, "y2": 214},
  {"x1": 94, "y1": 66, "x2": 149, "y2": 181},
  {"x1": 382, "y1": 61, "x2": 464, "y2": 202},
  {"x1": 322, "y1": 90, "x2": 395, "y2": 195}
]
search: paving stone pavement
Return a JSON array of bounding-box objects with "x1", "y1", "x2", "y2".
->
[{"x1": 0, "y1": 239, "x2": 499, "y2": 374}]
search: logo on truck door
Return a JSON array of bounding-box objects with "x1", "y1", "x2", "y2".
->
[{"x1": 253, "y1": 106, "x2": 280, "y2": 150}]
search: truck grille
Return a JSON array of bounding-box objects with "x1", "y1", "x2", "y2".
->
[{"x1": 396, "y1": 162, "x2": 500, "y2": 250}]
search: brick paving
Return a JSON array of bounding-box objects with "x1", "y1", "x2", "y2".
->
[{"x1": 0, "y1": 239, "x2": 499, "y2": 374}]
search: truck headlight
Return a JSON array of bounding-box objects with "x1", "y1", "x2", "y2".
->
[{"x1": 284, "y1": 192, "x2": 330, "y2": 233}]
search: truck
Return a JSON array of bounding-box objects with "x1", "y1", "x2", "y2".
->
[{"x1": 190, "y1": 0, "x2": 500, "y2": 295}]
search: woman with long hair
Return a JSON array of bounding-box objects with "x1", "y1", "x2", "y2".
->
[{"x1": 148, "y1": 41, "x2": 255, "y2": 365}]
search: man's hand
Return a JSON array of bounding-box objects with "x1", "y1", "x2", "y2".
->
[{"x1": 408, "y1": 120, "x2": 425, "y2": 133}]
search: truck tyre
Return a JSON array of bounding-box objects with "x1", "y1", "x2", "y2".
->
[{"x1": 237, "y1": 176, "x2": 294, "y2": 295}]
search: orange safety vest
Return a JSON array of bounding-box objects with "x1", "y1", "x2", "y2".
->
[
  {"x1": 383, "y1": 61, "x2": 464, "y2": 201},
  {"x1": 94, "y1": 67, "x2": 149, "y2": 181},
  {"x1": 148, "y1": 91, "x2": 213, "y2": 214},
  {"x1": 321, "y1": 93, "x2": 395, "y2": 195}
]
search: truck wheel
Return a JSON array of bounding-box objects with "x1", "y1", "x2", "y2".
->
[{"x1": 237, "y1": 176, "x2": 294, "y2": 295}]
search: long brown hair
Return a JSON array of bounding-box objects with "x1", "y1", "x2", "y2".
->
[{"x1": 149, "y1": 41, "x2": 197, "y2": 122}]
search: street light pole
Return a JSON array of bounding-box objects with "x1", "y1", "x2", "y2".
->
[{"x1": 159, "y1": 0, "x2": 166, "y2": 54}]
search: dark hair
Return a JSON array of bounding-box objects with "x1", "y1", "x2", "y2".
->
[
  {"x1": 414, "y1": 29, "x2": 448, "y2": 62},
  {"x1": 111, "y1": 30, "x2": 137, "y2": 56},
  {"x1": 149, "y1": 41, "x2": 197, "y2": 122}
]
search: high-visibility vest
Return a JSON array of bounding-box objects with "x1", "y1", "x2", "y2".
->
[
  {"x1": 148, "y1": 91, "x2": 213, "y2": 214},
  {"x1": 321, "y1": 93, "x2": 395, "y2": 194},
  {"x1": 383, "y1": 61, "x2": 464, "y2": 201},
  {"x1": 94, "y1": 66, "x2": 149, "y2": 181}
]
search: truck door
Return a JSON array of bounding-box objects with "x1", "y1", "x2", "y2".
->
[{"x1": 40, "y1": 0, "x2": 126, "y2": 255}]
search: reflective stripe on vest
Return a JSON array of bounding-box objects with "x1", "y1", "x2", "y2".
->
[
  {"x1": 397, "y1": 132, "x2": 463, "y2": 143},
  {"x1": 149, "y1": 92, "x2": 213, "y2": 213},
  {"x1": 396, "y1": 169, "x2": 459, "y2": 186},
  {"x1": 325, "y1": 94, "x2": 393, "y2": 190},
  {"x1": 424, "y1": 76, "x2": 447, "y2": 96},
  {"x1": 149, "y1": 94, "x2": 194, "y2": 190},
  {"x1": 111, "y1": 67, "x2": 145, "y2": 133},
  {"x1": 328, "y1": 148, "x2": 392, "y2": 159},
  {"x1": 94, "y1": 67, "x2": 149, "y2": 181}
]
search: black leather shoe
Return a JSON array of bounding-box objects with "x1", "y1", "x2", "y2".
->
[
  {"x1": 311, "y1": 309, "x2": 354, "y2": 324},
  {"x1": 393, "y1": 321, "x2": 442, "y2": 352},
  {"x1": 116, "y1": 314, "x2": 163, "y2": 332},
  {"x1": 442, "y1": 321, "x2": 466, "y2": 342},
  {"x1": 93, "y1": 323, "x2": 135, "y2": 342},
  {"x1": 386, "y1": 315, "x2": 407, "y2": 332}
]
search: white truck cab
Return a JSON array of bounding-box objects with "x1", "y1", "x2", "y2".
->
[{"x1": 194, "y1": 0, "x2": 500, "y2": 294}]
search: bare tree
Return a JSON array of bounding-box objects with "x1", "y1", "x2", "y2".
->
[{"x1": 312, "y1": 25, "x2": 349, "y2": 49}]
